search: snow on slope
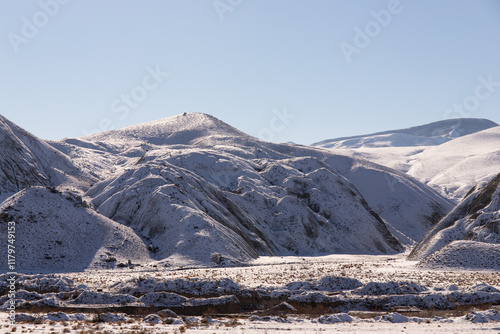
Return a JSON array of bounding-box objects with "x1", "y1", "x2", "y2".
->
[
  {"x1": 0, "y1": 115, "x2": 92, "y2": 203},
  {"x1": 313, "y1": 118, "x2": 497, "y2": 149},
  {"x1": 330, "y1": 158, "x2": 452, "y2": 245},
  {"x1": 409, "y1": 173, "x2": 500, "y2": 267},
  {"x1": 0, "y1": 187, "x2": 151, "y2": 273},
  {"x1": 87, "y1": 150, "x2": 404, "y2": 266},
  {"x1": 313, "y1": 119, "x2": 500, "y2": 201},
  {"x1": 59, "y1": 113, "x2": 453, "y2": 260},
  {"x1": 406, "y1": 126, "x2": 500, "y2": 199},
  {"x1": 88, "y1": 160, "x2": 265, "y2": 266},
  {"x1": 0, "y1": 116, "x2": 48, "y2": 201},
  {"x1": 418, "y1": 240, "x2": 500, "y2": 270},
  {"x1": 49, "y1": 113, "x2": 255, "y2": 184},
  {"x1": 0, "y1": 112, "x2": 456, "y2": 268},
  {"x1": 82, "y1": 112, "x2": 249, "y2": 147}
]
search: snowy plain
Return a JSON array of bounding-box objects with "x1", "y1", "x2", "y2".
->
[{"x1": 2, "y1": 253, "x2": 500, "y2": 333}]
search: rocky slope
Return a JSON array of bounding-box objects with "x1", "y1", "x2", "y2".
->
[{"x1": 409, "y1": 173, "x2": 500, "y2": 268}]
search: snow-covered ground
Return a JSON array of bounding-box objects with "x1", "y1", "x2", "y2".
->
[
  {"x1": 0, "y1": 187, "x2": 152, "y2": 273},
  {"x1": 1, "y1": 253, "x2": 499, "y2": 333},
  {"x1": 61, "y1": 253, "x2": 500, "y2": 290},
  {"x1": 2, "y1": 311, "x2": 500, "y2": 333}
]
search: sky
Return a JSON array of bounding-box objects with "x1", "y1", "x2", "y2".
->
[{"x1": 1, "y1": 0, "x2": 499, "y2": 145}]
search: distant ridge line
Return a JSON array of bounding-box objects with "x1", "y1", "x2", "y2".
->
[{"x1": 312, "y1": 118, "x2": 498, "y2": 146}]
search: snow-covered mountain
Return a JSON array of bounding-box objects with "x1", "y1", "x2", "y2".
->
[
  {"x1": 0, "y1": 116, "x2": 48, "y2": 201},
  {"x1": 409, "y1": 173, "x2": 500, "y2": 269},
  {"x1": 0, "y1": 113, "x2": 454, "y2": 270},
  {"x1": 312, "y1": 119, "x2": 500, "y2": 200},
  {"x1": 313, "y1": 118, "x2": 497, "y2": 149},
  {"x1": 82, "y1": 112, "x2": 250, "y2": 146},
  {"x1": 0, "y1": 115, "x2": 91, "y2": 203},
  {"x1": 405, "y1": 126, "x2": 500, "y2": 200},
  {"x1": 63, "y1": 114, "x2": 452, "y2": 256},
  {"x1": 0, "y1": 187, "x2": 151, "y2": 273}
]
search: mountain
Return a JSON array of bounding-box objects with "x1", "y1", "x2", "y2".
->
[
  {"x1": 58, "y1": 113, "x2": 452, "y2": 257},
  {"x1": 0, "y1": 115, "x2": 91, "y2": 203},
  {"x1": 87, "y1": 155, "x2": 405, "y2": 265},
  {"x1": 313, "y1": 118, "x2": 497, "y2": 149},
  {"x1": 312, "y1": 119, "x2": 500, "y2": 201},
  {"x1": 81, "y1": 113, "x2": 249, "y2": 147},
  {"x1": 0, "y1": 116, "x2": 48, "y2": 201},
  {"x1": 0, "y1": 113, "x2": 454, "y2": 269},
  {"x1": 409, "y1": 173, "x2": 500, "y2": 269},
  {"x1": 0, "y1": 187, "x2": 151, "y2": 273},
  {"x1": 405, "y1": 126, "x2": 500, "y2": 199}
]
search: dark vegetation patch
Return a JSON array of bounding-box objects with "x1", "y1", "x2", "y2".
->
[{"x1": 468, "y1": 173, "x2": 500, "y2": 219}]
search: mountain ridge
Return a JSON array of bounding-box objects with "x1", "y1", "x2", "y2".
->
[
  {"x1": 0, "y1": 115, "x2": 92, "y2": 202},
  {"x1": 312, "y1": 118, "x2": 500, "y2": 200},
  {"x1": 0, "y1": 112, "x2": 456, "y2": 271},
  {"x1": 313, "y1": 118, "x2": 498, "y2": 149}
]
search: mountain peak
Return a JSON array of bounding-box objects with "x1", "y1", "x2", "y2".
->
[{"x1": 81, "y1": 112, "x2": 248, "y2": 146}]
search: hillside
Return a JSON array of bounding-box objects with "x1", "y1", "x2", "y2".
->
[
  {"x1": 409, "y1": 173, "x2": 500, "y2": 269},
  {"x1": 0, "y1": 115, "x2": 92, "y2": 203},
  {"x1": 313, "y1": 119, "x2": 500, "y2": 200},
  {"x1": 0, "y1": 116, "x2": 48, "y2": 201},
  {"x1": 0, "y1": 187, "x2": 151, "y2": 273},
  {"x1": 74, "y1": 113, "x2": 452, "y2": 250},
  {"x1": 0, "y1": 113, "x2": 456, "y2": 268},
  {"x1": 406, "y1": 126, "x2": 500, "y2": 199},
  {"x1": 417, "y1": 241, "x2": 500, "y2": 270},
  {"x1": 313, "y1": 118, "x2": 497, "y2": 149}
]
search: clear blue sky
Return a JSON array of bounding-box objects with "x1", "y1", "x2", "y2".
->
[{"x1": 1, "y1": 0, "x2": 499, "y2": 144}]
